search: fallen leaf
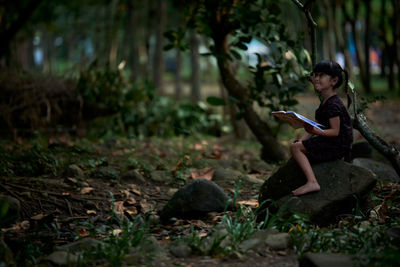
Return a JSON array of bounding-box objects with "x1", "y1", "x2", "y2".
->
[
  {"x1": 62, "y1": 192, "x2": 71, "y2": 196},
  {"x1": 198, "y1": 232, "x2": 208, "y2": 237},
  {"x1": 65, "y1": 177, "x2": 78, "y2": 184},
  {"x1": 112, "y1": 229, "x2": 123, "y2": 236},
  {"x1": 139, "y1": 200, "x2": 153, "y2": 214},
  {"x1": 124, "y1": 197, "x2": 137, "y2": 205},
  {"x1": 125, "y1": 206, "x2": 138, "y2": 215},
  {"x1": 131, "y1": 189, "x2": 141, "y2": 196},
  {"x1": 120, "y1": 190, "x2": 131, "y2": 198},
  {"x1": 79, "y1": 228, "x2": 89, "y2": 237},
  {"x1": 191, "y1": 167, "x2": 215, "y2": 180},
  {"x1": 31, "y1": 213, "x2": 45, "y2": 220},
  {"x1": 80, "y1": 187, "x2": 95, "y2": 194},
  {"x1": 194, "y1": 144, "x2": 206, "y2": 151},
  {"x1": 87, "y1": 210, "x2": 97, "y2": 215},
  {"x1": 236, "y1": 199, "x2": 259, "y2": 208},
  {"x1": 113, "y1": 201, "x2": 125, "y2": 216}
]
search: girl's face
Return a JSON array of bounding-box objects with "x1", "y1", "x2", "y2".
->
[{"x1": 309, "y1": 72, "x2": 338, "y2": 93}]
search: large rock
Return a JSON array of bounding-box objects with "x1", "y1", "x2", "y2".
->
[
  {"x1": 300, "y1": 252, "x2": 356, "y2": 267},
  {"x1": 350, "y1": 141, "x2": 373, "y2": 160},
  {"x1": 159, "y1": 179, "x2": 230, "y2": 223},
  {"x1": 352, "y1": 158, "x2": 399, "y2": 183},
  {"x1": 0, "y1": 195, "x2": 20, "y2": 227},
  {"x1": 258, "y1": 158, "x2": 376, "y2": 225}
]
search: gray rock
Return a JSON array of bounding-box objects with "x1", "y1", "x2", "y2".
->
[
  {"x1": 150, "y1": 170, "x2": 173, "y2": 183},
  {"x1": 94, "y1": 166, "x2": 119, "y2": 180},
  {"x1": 212, "y1": 167, "x2": 242, "y2": 186},
  {"x1": 350, "y1": 141, "x2": 373, "y2": 160},
  {"x1": 265, "y1": 233, "x2": 290, "y2": 250},
  {"x1": 46, "y1": 251, "x2": 78, "y2": 266},
  {"x1": 300, "y1": 252, "x2": 357, "y2": 267},
  {"x1": 0, "y1": 195, "x2": 20, "y2": 227},
  {"x1": 248, "y1": 160, "x2": 273, "y2": 172},
  {"x1": 387, "y1": 226, "x2": 400, "y2": 245},
  {"x1": 259, "y1": 158, "x2": 376, "y2": 226},
  {"x1": 160, "y1": 179, "x2": 230, "y2": 222},
  {"x1": 65, "y1": 164, "x2": 84, "y2": 178},
  {"x1": 56, "y1": 238, "x2": 104, "y2": 253},
  {"x1": 239, "y1": 238, "x2": 262, "y2": 251},
  {"x1": 218, "y1": 159, "x2": 241, "y2": 169},
  {"x1": 241, "y1": 175, "x2": 264, "y2": 185},
  {"x1": 120, "y1": 170, "x2": 146, "y2": 184},
  {"x1": 352, "y1": 158, "x2": 399, "y2": 183},
  {"x1": 170, "y1": 243, "x2": 192, "y2": 258},
  {"x1": 191, "y1": 158, "x2": 217, "y2": 169}
]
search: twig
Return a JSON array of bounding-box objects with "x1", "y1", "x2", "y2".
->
[{"x1": 65, "y1": 199, "x2": 73, "y2": 217}]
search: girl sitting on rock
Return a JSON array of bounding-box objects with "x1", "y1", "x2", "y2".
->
[{"x1": 290, "y1": 60, "x2": 353, "y2": 196}]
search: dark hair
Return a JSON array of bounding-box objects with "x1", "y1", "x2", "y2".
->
[
  {"x1": 312, "y1": 60, "x2": 351, "y2": 107},
  {"x1": 312, "y1": 60, "x2": 348, "y2": 89}
]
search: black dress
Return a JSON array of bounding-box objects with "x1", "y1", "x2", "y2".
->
[{"x1": 302, "y1": 95, "x2": 353, "y2": 163}]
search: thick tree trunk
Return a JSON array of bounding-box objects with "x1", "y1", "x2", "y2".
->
[
  {"x1": 392, "y1": 0, "x2": 400, "y2": 92},
  {"x1": 153, "y1": 0, "x2": 166, "y2": 94},
  {"x1": 126, "y1": 0, "x2": 140, "y2": 80},
  {"x1": 212, "y1": 34, "x2": 286, "y2": 162},
  {"x1": 190, "y1": 30, "x2": 201, "y2": 102},
  {"x1": 322, "y1": 0, "x2": 335, "y2": 60},
  {"x1": 174, "y1": 49, "x2": 183, "y2": 99},
  {"x1": 0, "y1": 0, "x2": 43, "y2": 61},
  {"x1": 333, "y1": 3, "x2": 353, "y2": 78},
  {"x1": 364, "y1": 0, "x2": 371, "y2": 94}
]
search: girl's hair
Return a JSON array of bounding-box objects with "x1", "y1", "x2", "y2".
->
[{"x1": 312, "y1": 60, "x2": 351, "y2": 107}]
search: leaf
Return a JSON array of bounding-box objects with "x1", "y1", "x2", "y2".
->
[
  {"x1": 79, "y1": 228, "x2": 89, "y2": 237},
  {"x1": 80, "y1": 187, "x2": 94, "y2": 194},
  {"x1": 191, "y1": 167, "x2": 215, "y2": 180},
  {"x1": 112, "y1": 229, "x2": 123, "y2": 236},
  {"x1": 126, "y1": 206, "x2": 138, "y2": 215},
  {"x1": 124, "y1": 197, "x2": 137, "y2": 205},
  {"x1": 131, "y1": 189, "x2": 141, "y2": 196},
  {"x1": 348, "y1": 79, "x2": 355, "y2": 93},
  {"x1": 139, "y1": 199, "x2": 153, "y2": 214},
  {"x1": 86, "y1": 210, "x2": 97, "y2": 215},
  {"x1": 31, "y1": 213, "x2": 45, "y2": 220},
  {"x1": 65, "y1": 177, "x2": 78, "y2": 184},
  {"x1": 206, "y1": 96, "x2": 226, "y2": 106},
  {"x1": 236, "y1": 199, "x2": 259, "y2": 208}
]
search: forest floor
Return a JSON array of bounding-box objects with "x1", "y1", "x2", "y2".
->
[{"x1": 0, "y1": 96, "x2": 399, "y2": 266}]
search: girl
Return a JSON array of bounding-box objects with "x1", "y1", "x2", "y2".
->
[{"x1": 290, "y1": 60, "x2": 353, "y2": 196}]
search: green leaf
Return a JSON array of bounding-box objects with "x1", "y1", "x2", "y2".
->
[
  {"x1": 348, "y1": 80, "x2": 355, "y2": 93},
  {"x1": 206, "y1": 96, "x2": 227, "y2": 106}
]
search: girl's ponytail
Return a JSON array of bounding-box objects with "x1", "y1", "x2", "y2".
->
[{"x1": 343, "y1": 69, "x2": 351, "y2": 108}]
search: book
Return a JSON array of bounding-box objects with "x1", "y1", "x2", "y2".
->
[{"x1": 272, "y1": 110, "x2": 326, "y2": 131}]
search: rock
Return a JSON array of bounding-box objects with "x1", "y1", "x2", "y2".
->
[
  {"x1": 150, "y1": 170, "x2": 173, "y2": 183},
  {"x1": 170, "y1": 243, "x2": 192, "y2": 258},
  {"x1": 239, "y1": 238, "x2": 262, "y2": 251},
  {"x1": 65, "y1": 164, "x2": 84, "y2": 178},
  {"x1": 350, "y1": 141, "x2": 373, "y2": 160},
  {"x1": 212, "y1": 167, "x2": 242, "y2": 186},
  {"x1": 258, "y1": 158, "x2": 376, "y2": 225},
  {"x1": 45, "y1": 251, "x2": 78, "y2": 266},
  {"x1": 241, "y1": 175, "x2": 264, "y2": 185},
  {"x1": 300, "y1": 252, "x2": 356, "y2": 267},
  {"x1": 218, "y1": 159, "x2": 241, "y2": 169},
  {"x1": 387, "y1": 226, "x2": 400, "y2": 245},
  {"x1": 0, "y1": 195, "x2": 20, "y2": 227},
  {"x1": 191, "y1": 158, "x2": 217, "y2": 169},
  {"x1": 265, "y1": 233, "x2": 290, "y2": 250},
  {"x1": 248, "y1": 160, "x2": 273, "y2": 172},
  {"x1": 120, "y1": 170, "x2": 146, "y2": 184},
  {"x1": 56, "y1": 238, "x2": 104, "y2": 253},
  {"x1": 94, "y1": 166, "x2": 119, "y2": 180},
  {"x1": 160, "y1": 179, "x2": 231, "y2": 222},
  {"x1": 352, "y1": 158, "x2": 399, "y2": 183}
]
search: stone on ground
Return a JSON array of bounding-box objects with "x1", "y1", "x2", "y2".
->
[
  {"x1": 120, "y1": 170, "x2": 146, "y2": 184},
  {"x1": 352, "y1": 158, "x2": 399, "y2": 183},
  {"x1": 159, "y1": 179, "x2": 230, "y2": 223},
  {"x1": 300, "y1": 252, "x2": 357, "y2": 267},
  {"x1": 0, "y1": 195, "x2": 20, "y2": 227},
  {"x1": 350, "y1": 141, "x2": 373, "y2": 160},
  {"x1": 150, "y1": 170, "x2": 173, "y2": 183},
  {"x1": 258, "y1": 158, "x2": 376, "y2": 225}
]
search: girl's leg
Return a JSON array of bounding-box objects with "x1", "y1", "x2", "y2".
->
[{"x1": 290, "y1": 142, "x2": 320, "y2": 195}]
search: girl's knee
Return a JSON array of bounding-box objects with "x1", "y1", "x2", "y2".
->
[{"x1": 290, "y1": 141, "x2": 305, "y2": 154}]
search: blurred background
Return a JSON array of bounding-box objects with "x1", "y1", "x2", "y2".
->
[{"x1": 0, "y1": 0, "x2": 399, "y2": 141}]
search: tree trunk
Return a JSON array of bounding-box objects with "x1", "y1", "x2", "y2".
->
[
  {"x1": 392, "y1": 0, "x2": 400, "y2": 92},
  {"x1": 322, "y1": 0, "x2": 335, "y2": 60},
  {"x1": 333, "y1": 3, "x2": 353, "y2": 78},
  {"x1": 212, "y1": 34, "x2": 286, "y2": 162},
  {"x1": 174, "y1": 49, "x2": 183, "y2": 99},
  {"x1": 153, "y1": 0, "x2": 166, "y2": 94},
  {"x1": 0, "y1": 0, "x2": 43, "y2": 61},
  {"x1": 126, "y1": 0, "x2": 140, "y2": 80},
  {"x1": 190, "y1": 30, "x2": 201, "y2": 102},
  {"x1": 364, "y1": 0, "x2": 371, "y2": 94}
]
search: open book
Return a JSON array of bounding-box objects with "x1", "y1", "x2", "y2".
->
[{"x1": 272, "y1": 111, "x2": 326, "y2": 131}]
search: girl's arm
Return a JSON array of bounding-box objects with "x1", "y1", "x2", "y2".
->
[{"x1": 304, "y1": 116, "x2": 340, "y2": 137}]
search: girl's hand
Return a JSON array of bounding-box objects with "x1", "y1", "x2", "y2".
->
[{"x1": 304, "y1": 124, "x2": 320, "y2": 135}]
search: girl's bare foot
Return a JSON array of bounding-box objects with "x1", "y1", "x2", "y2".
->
[{"x1": 292, "y1": 182, "x2": 320, "y2": 196}]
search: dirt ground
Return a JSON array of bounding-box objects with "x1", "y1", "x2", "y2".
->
[{"x1": 1, "y1": 96, "x2": 399, "y2": 266}]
